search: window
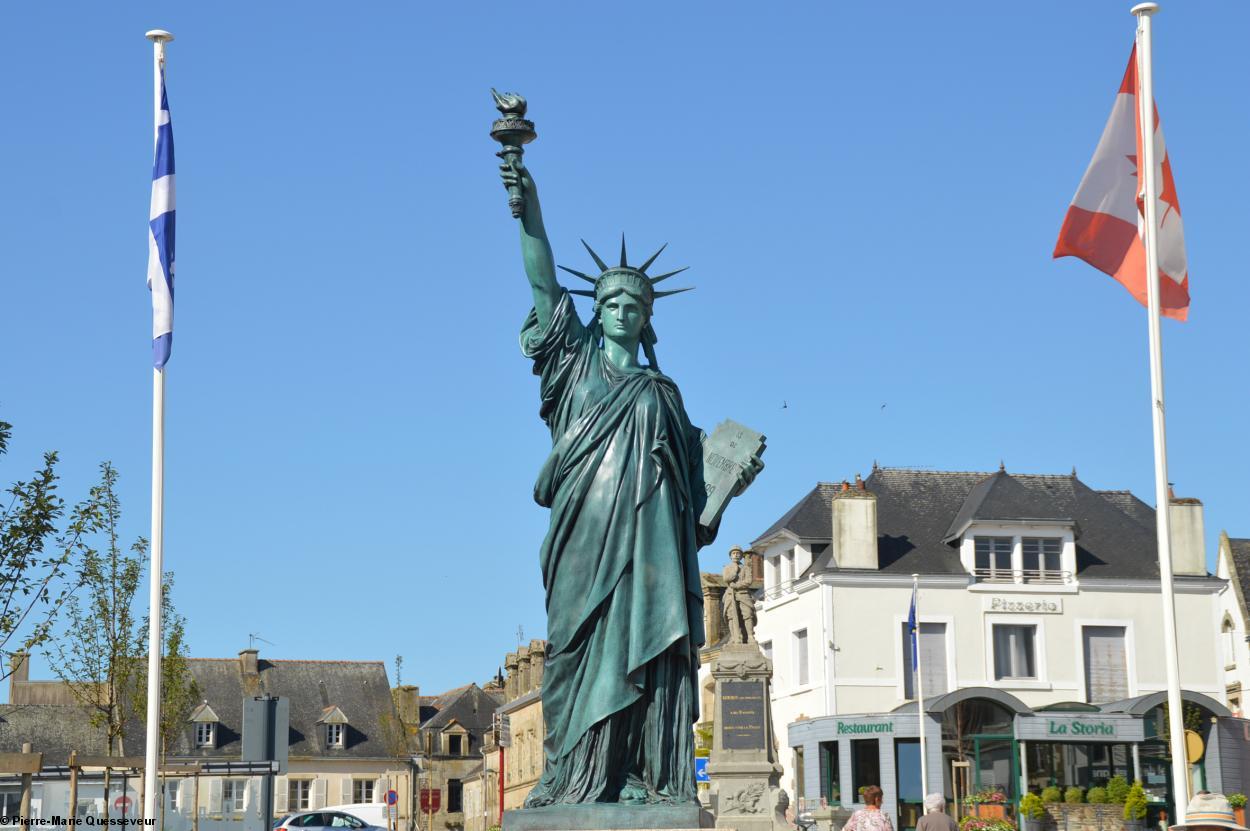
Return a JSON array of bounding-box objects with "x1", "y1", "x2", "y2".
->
[
  {"x1": 352, "y1": 780, "x2": 374, "y2": 804},
  {"x1": 329, "y1": 814, "x2": 365, "y2": 828},
  {"x1": 901, "y1": 621, "x2": 949, "y2": 698},
  {"x1": 448, "y1": 734, "x2": 462, "y2": 755},
  {"x1": 975, "y1": 536, "x2": 1013, "y2": 580},
  {"x1": 195, "y1": 722, "x2": 216, "y2": 748},
  {"x1": 222, "y1": 780, "x2": 245, "y2": 814},
  {"x1": 167, "y1": 783, "x2": 179, "y2": 812},
  {"x1": 794, "y1": 746, "x2": 806, "y2": 801},
  {"x1": 447, "y1": 779, "x2": 463, "y2": 813},
  {"x1": 781, "y1": 550, "x2": 795, "y2": 583},
  {"x1": 326, "y1": 723, "x2": 344, "y2": 747},
  {"x1": 993, "y1": 624, "x2": 1037, "y2": 680},
  {"x1": 851, "y1": 739, "x2": 880, "y2": 798},
  {"x1": 1083, "y1": 625, "x2": 1128, "y2": 703},
  {"x1": 1224, "y1": 617, "x2": 1237, "y2": 669},
  {"x1": 794, "y1": 629, "x2": 809, "y2": 686},
  {"x1": 289, "y1": 780, "x2": 310, "y2": 811},
  {"x1": 819, "y1": 741, "x2": 840, "y2": 804},
  {"x1": 1022, "y1": 537, "x2": 1062, "y2": 581}
]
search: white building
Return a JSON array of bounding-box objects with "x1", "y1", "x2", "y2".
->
[
  {"x1": 1215, "y1": 532, "x2": 1250, "y2": 716},
  {"x1": 751, "y1": 467, "x2": 1238, "y2": 829}
]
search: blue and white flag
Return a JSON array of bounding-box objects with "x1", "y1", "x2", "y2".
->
[
  {"x1": 907, "y1": 584, "x2": 919, "y2": 671},
  {"x1": 146, "y1": 71, "x2": 176, "y2": 369}
]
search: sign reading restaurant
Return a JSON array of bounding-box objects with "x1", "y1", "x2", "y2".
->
[
  {"x1": 837, "y1": 719, "x2": 894, "y2": 735},
  {"x1": 983, "y1": 597, "x2": 1064, "y2": 614}
]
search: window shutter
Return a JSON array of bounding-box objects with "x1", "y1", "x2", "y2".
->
[
  {"x1": 209, "y1": 779, "x2": 223, "y2": 815},
  {"x1": 341, "y1": 777, "x2": 353, "y2": 805},
  {"x1": 178, "y1": 778, "x2": 196, "y2": 819},
  {"x1": 312, "y1": 778, "x2": 326, "y2": 810},
  {"x1": 275, "y1": 777, "x2": 288, "y2": 814},
  {"x1": 245, "y1": 779, "x2": 259, "y2": 821},
  {"x1": 920, "y1": 623, "x2": 949, "y2": 696},
  {"x1": 1083, "y1": 626, "x2": 1128, "y2": 703},
  {"x1": 374, "y1": 778, "x2": 387, "y2": 803}
]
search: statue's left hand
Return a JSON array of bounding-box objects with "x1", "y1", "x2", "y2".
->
[{"x1": 731, "y1": 454, "x2": 764, "y2": 497}]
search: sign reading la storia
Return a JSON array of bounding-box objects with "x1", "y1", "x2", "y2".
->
[{"x1": 1015, "y1": 713, "x2": 1144, "y2": 742}]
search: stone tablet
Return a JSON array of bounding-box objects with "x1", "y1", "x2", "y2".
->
[
  {"x1": 701, "y1": 420, "x2": 766, "y2": 528},
  {"x1": 721, "y1": 680, "x2": 767, "y2": 750}
]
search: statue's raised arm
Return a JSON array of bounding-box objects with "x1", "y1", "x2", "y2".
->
[{"x1": 491, "y1": 90, "x2": 561, "y2": 329}]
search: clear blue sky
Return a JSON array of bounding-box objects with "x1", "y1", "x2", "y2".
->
[{"x1": 2, "y1": 2, "x2": 1246, "y2": 697}]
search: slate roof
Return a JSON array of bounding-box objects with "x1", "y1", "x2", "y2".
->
[
  {"x1": 1225, "y1": 534, "x2": 1250, "y2": 614},
  {"x1": 0, "y1": 656, "x2": 412, "y2": 763},
  {"x1": 752, "y1": 467, "x2": 1182, "y2": 579},
  {"x1": 164, "y1": 658, "x2": 409, "y2": 760},
  {"x1": 0, "y1": 704, "x2": 110, "y2": 765},
  {"x1": 419, "y1": 684, "x2": 501, "y2": 734}
]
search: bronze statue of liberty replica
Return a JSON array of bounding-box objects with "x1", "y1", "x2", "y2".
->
[{"x1": 491, "y1": 91, "x2": 764, "y2": 815}]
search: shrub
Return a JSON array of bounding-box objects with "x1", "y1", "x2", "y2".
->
[
  {"x1": 1087, "y1": 787, "x2": 1108, "y2": 804},
  {"x1": 1229, "y1": 794, "x2": 1247, "y2": 809},
  {"x1": 1106, "y1": 776, "x2": 1130, "y2": 805},
  {"x1": 1064, "y1": 787, "x2": 1084, "y2": 805},
  {"x1": 1041, "y1": 787, "x2": 1062, "y2": 805},
  {"x1": 959, "y1": 818, "x2": 1016, "y2": 831},
  {"x1": 1123, "y1": 782, "x2": 1148, "y2": 822},
  {"x1": 1020, "y1": 794, "x2": 1046, "y2": 820}
]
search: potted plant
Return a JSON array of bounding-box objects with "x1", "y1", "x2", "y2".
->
[
  {"x1": 964, "y1": 789, "x2": 1008, "y2": 820},
  {"x1": 1087, "y1": 787, "x2": 1108, "y2": 805},
  {"x1": 1106, "y1": 776, "x2": 1130, "y2": 807},
  {"x1": 1020, "y1": 793, "x2": 1046, "y2": 831},
  {"x1": 1228, "y1": 794, "x2": 1246, "y2": 827},
  {"x1": 1123, "y1": 782, "x2": 1148, "y2": 831},
  {"x1": 1041, "y1": 788, "x2": 1061, "y2": 805},
  {"x1": 1065, "y1": 787, "x2": 1084, "y2": 806},
  {"x1": 959, "y1": 817, "x2": 1016, "y2": 831}
]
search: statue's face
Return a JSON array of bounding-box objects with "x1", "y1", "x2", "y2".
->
[
  {"x1": 731, "y1": 550, "x2": 743, "y2": 563},
  {"x1": 599, "y1": 291, "x2": 649, "y2": 343}
]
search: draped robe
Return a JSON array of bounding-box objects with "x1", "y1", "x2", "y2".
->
[{"x1": 520, "y1": 291, "x2": 711, "y2": 805}]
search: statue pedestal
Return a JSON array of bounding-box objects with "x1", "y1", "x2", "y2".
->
[
  {"x1": 502, "y1": 803, "x2": 711, "y2": 831},
  {"x1": 706, "y1": 644, "x2": 786, "y2": 831}
]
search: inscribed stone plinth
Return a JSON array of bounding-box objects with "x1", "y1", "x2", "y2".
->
[{"x1": 706, "y1": 643, "x2": 786, "y2": 831}]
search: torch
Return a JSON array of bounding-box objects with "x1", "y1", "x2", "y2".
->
[{"x1": 489, "y1": 89, "x2": 537, "y2": 218}]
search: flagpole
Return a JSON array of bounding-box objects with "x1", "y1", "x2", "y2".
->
[
  {"x1": 912, "y1": 574, "x2": 928, "y2": 802},
  {"x1": 143, "y1": 28, "x2": 173, "y2": 829},
  {"x1": 1130, "y1": 4, "x2": 1188, "y2": 822}
]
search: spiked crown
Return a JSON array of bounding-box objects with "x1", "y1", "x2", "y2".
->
[{"x1": 558, "y1": 236, "x2": 693, "y2": 311}]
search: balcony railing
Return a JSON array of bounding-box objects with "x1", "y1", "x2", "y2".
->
[
  {"x1": 763, "y1": 579, "x2": 797, "y2": 600},
  {"x1": 973, "y1": 567, "x2": 1072, "y2": 584}
]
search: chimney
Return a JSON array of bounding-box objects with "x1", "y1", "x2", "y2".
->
[
  {"x1": 528, "y1": 640, "x2": 546, "y2": 691},
  {"x1": 8, "y1": 652, "x2": 29, "y2": 704},
  {"x1": 393, "y1": 685, "x2": 421, "y2": 726},
  {"x1": 831, "y1": 483, "x2": 878, "y2": 570},
  {"x1": 1169, "y1": 495, "x2": 1206, "y2": 576},
  {"x1": 517, "y1": 644, "x2": 532, "y2": 694},
  {"x1": 504, "y1": 653, "x2": 519, "y2": 701},
  {"x1": 239, "y1": 648, "x2": 259, "y2": 677}
]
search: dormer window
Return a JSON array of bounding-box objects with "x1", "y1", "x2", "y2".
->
[
  {"x1": 317, "y1": 705, "x2": 349, "y2": 748},
  {"x1": 974, "y1": 537, "x2": 1013, "y2": 581},
  {"x1": 188, "y1": 702, "x2": 221, "y2": 749},
  {"x1": 1022, "y1": 537, "x2": 1063, "y2": 583}
]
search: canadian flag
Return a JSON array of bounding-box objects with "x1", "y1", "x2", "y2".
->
[{"x1": 1054, "y1": 44, "x2": 1189, "y2": 321}]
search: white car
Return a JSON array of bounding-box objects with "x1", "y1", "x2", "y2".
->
[{"x1": 276, "y1": 810, "x2": 384, "y2": 831}]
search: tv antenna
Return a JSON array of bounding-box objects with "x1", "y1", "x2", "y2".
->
[{"x1": 248, "y1": 632, "x2": 274, "y2": 649}]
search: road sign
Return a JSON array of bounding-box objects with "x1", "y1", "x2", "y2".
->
[
  {"x1": 419, "y1": 788, "x2": 441, "y2": 813},
  {"x1": 114, "y1": 795, "x2": 133, "y2": 812},
  {"x1": 694, "y1": 757, "x2": 708, "y2": 783},
  {"x1": 495, "y1": 713, "x2": 512, "y2": 748},
  {"x1": 386, "y1": 789, "x2": 399, "y2": 806}
]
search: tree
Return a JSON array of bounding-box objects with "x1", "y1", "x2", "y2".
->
[
  {"x1": 132, "y1": 572, "x2": 199, "y2": 758},
  {"x1": 0, "y1": 417, "x2": 92, "y2": 678}
]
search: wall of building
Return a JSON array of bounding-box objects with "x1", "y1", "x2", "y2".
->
[
  {"x1": 1216, "y1": 538, "x2": 1250, "y2": 716},
  {"x1": 500, "y1": 695, "x2": 542, "y2": 812}
]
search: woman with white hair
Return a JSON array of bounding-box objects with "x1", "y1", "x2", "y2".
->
[{"x1": 915, "y1": 794, "x2": 957, "y2": 831}]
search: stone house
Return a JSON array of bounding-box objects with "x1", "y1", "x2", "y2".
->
[
  {"x1": 1, "y1": 649, "x2": 417, "y2": 830},
  {"x1": 407, "y1": 684, "x2": 501, "y2": 831}
]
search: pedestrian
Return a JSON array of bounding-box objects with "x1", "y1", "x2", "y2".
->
[
  {"x1": 916, "y1": 794, "x2": 957, "y2": 831},
  {"x1": 1169, "y1": 793, "x2": 1249, "y2": 831},
  {"x1": 844, "y1": 787, "x2": 894, "y2": 831}
]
